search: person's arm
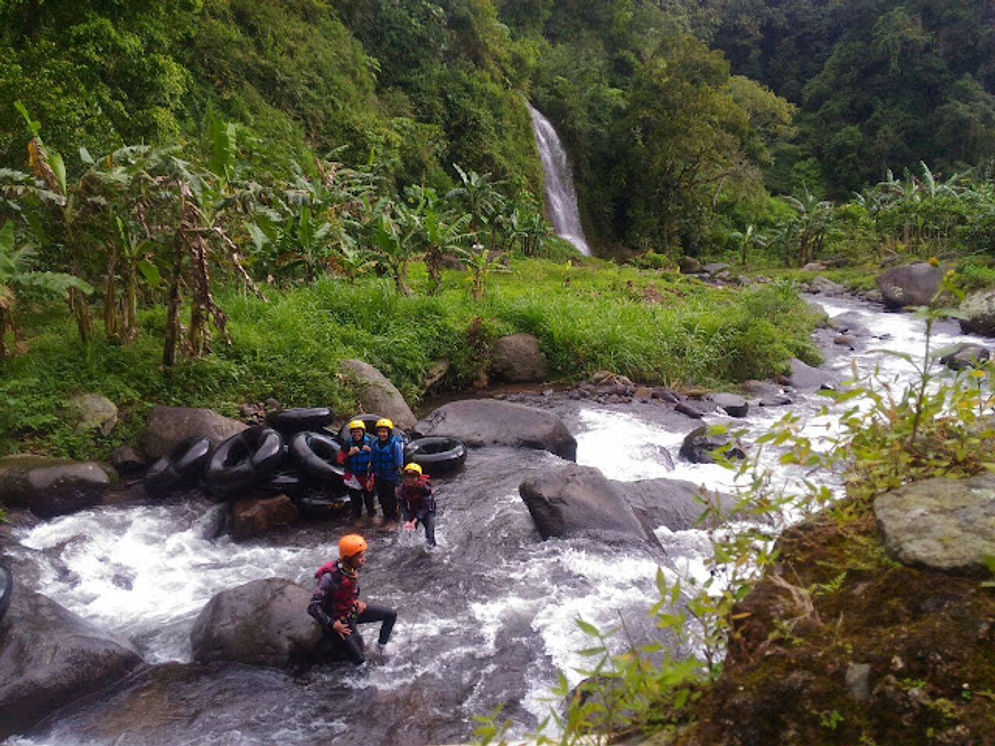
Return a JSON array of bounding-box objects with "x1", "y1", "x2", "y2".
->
[{"x1": 307, "y1": 575, "x2": 335, "y2": 628}]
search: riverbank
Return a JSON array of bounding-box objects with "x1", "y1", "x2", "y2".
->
[{"x1": 0, "y1": 257, "x2": 822, "y2": 461}]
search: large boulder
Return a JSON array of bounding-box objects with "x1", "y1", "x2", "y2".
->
[
  {"x1": 783, "y1": 357, "x2": 834, "y2": 391},
  {"x1": 615, "y1": 477, "x2": 735, "y2": 531},
  {"x1": 874, "y1": 474, "x2": 995, "y2": 573},
  {"x1": 710, "y1": 393, "x2": 749, "y2": 418},
  {"x1": 68, "y1": 393, "x2": 118, "y2": 436},
  {"x1": 876, "y1": 262, "x2": 947, "y2": 310},
  {"x1": 939, "y1": 343, "x2": 990, "y2": 371},
  {"x1": 958, "y1": 288, "x2": 995, "y2": 336},
  {"x1": 190, "y1": 577, "x2": 322, "y2": 667},
  {"x1": 0, "y1": 455, "x2": 110, "y2": 517},
  {"x1": 679, "y1": 426, "x2": 746, "y2": 465},
  {"x1": 140, "y1": 406, "x2": 247, "y2": 460},
  {"x1": 519, "y1": 463, "x2": 656, "y2": 543},
  {"x1": 230, "y1": 495, "x2": 299, "y2": 541},
  {"x1": 340, "y1": 359, "x2": 417, "y2": 430},
  {"x1": 489, "y1": 333, "x2": 549, "y2": 383},
  {"x1": 416, "y1": 399, "x2": 576, "y2": 460},
  {"x1": 0, "y1": 587, "x2": 143, "y2": 739}
]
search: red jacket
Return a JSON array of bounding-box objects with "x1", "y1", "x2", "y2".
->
[{"x1": 307, "y1": 560, "x2": 360, "y2": 628}]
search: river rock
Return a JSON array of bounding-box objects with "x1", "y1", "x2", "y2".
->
[
  {"x1": 0, "y1": 587, "x2": 143, "y2": 739},
  {"x1": 415, "y1": 399, "x2": 576, "y2": 460},
  {"x1": 140, "y1": 406, "x2": 247, "y2": 460},
  {"x1": 958, "y1": 288, "x2": 995, "y2": 336},
  {"x1": 808, "y1": 276, "x2": 846, "y2": 296},
  {"x1": 675, "y1": 402, "x2": 706, "y2": 419},
  {"x1": 190, "y1": 577, "x2": 322, "y2": 668},
  {"x1": 679, "y1": 256, "x2": 702, "y2": 274},
  {"x1": 830, "y1": 311, "x2": 872, "y2": 338},
  {"x1": 702, "y1": 262, "x2": 730, "y2": 275},
  {"x1": 230, "y1": 495, "x2": 299, "y2": 541},
  {"x1": 614, "y1": 477, "x2": 735, "y2": 530},
  {"x1": 783, "y1": 357, "x2": 834, "y2": 391},
  {"x1": 710, "y1": 393, "x2": 749, "y2": 418},
  {"x1": 110, "y1": 445, "x2": 145, "y2": 476},
  {"x1": 0, "y1": 455, "x2": 110, "y2": 517},
  {"x1": 679, "y1": 426, "x2": 746, "y2": 464},
  {"x1": 489, "y1": 333, "x2": 549, "y2": 383},
  {"x1": 876, "y1": 262, "x2": 947, "y2": 309},
  {"x1": 939, "y1": 343, "x2": 990, "y2": 371},
  {"x1": 69, "y1": 393, "x2": 118, "y2": 436},
  {"x1": 340, "y1": 359, "x2": 417, "y2": 430},
  {"x1": 873, "y1": 474, "x2": 995, "y2": 573},
  {"x1": 519, "y1": 463, "x2": 655, "y2": 543}
]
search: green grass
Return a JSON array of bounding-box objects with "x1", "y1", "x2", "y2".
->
[{"x1": 0, "y1": 258, "x2": 822, "y2": 460}]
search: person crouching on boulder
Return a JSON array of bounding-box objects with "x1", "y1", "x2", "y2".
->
[
  {"x1": 307, "y1": 534, "x2": 397, "y2": 665},
  {"x1": 370, "y1": 418, "x2": 404, "y2": 528},
  {"x1": 340, "y1": 419, "x2": 375, "y2": 524},
  {"x1": 399, "y1": 463, "x2": 436, "y2": 547}
]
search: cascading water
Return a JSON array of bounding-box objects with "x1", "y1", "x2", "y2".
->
[
  {"x1": 528, "y1": 104, "x2": 592, "y2": 256},
  {"x1": 5, "y1": 296, "x2": 994, "y2": 745}
]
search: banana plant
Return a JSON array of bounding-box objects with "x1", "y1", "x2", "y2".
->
[{"x1": 366, "y1": 202, "x2": 420, "y2": 295}]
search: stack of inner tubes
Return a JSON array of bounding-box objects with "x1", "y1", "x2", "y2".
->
[
  {"x1": 290, "y1": 431, "x2": 348, "y2": 518},
  {"x1": 205, "y1": 426, "x2": 284, "y2": 499},
  {"x1": 0, "y1": 564, "x2": 12, "y2": 625},
  {"x1": 265, "y1": 407, "x2": 335, "y2": 439},
  {"x1": 144, "y1": 436, "x2": 213, "y2": 497},
  {"x1": 403, "y1": 436, "x2": 467, "y2": 474}
]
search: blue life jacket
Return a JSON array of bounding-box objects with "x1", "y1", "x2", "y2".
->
[
  {"x1": 343, "y1": 434, "x2": 372, "y2": 474},
  {"x1": 370, "y1": 435, "x2": 403, "y2": 481}
]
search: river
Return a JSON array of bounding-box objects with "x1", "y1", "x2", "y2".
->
[{"x1": 3, "y1": 293, "x2": 991, "y2": 746}]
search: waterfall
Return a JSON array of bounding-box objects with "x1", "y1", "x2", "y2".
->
[{"x1": 528, "y1": 104, "x2": 592, "y2": 256}]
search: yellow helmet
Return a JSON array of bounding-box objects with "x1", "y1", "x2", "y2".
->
[
  {"x1": 347, "y1": 419, "x2": 366, "y2": 432},
  {"x1": 403, "y1": 462, "x2": 422, "y2": 475},
  {"x1": 375, "y1": 418, "x2": 394, "y2": 430},
  {"x1": 338, "y1": 533, "x2": 368, "y2": 559}
]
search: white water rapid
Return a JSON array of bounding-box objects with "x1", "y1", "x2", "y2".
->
[
  {"x1": 4, "y1": 294, "x2": 993, "y2": 746},
  {"x1": 528, "y1": 104, "x2": 592, "y2": 256}
]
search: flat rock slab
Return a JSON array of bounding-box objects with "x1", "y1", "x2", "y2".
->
[
  {"x1": 141, "y1": 406, "x2": 247, "y2": 460},
  {"x1": 340, "y1": 359, "x2": 417, "y2": 430},
  {"x1": 191, "y1": 577, "x2": 322, "y2": 668},
  {"x1": 0, "y1": 455, "x2": 110, "y2": 517},
  {"x1": 416, "y1": 399, "x2": 577, "y2": 461},
  {"x1": 0, "y1": 587, "x2": 143, "y2": 739},
  {"x1": 519, "y1": 463, "x2": 656, "y2": 544},
  {"x1": 874, "y1": 474, "x2": 995, "y2": 573}
]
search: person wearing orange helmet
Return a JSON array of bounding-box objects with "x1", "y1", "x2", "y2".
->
[
  {"x1": 399, "y1": 463, "x2": 436, "y2": 547},
  {"x1": 369, "y1": 417, "x2": 404, "y2": 527},
  {"x1": 307, "y1": 533, "x2": 397, "y2": 665}
]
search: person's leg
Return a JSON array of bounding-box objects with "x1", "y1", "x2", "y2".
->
[
  {"x1": 348, "y1": 488, "x2": 363, "y2": 520},
  {"x1": 422, "y1": 513, "x2": 436, "y2": 546},
  {"x1": 376, "y1": 480, "x2": 398, "y2": 521},
  {"x1": 323, "y1": 627, "x2": 365, "y2": 665},
  {"x1": 363, "y1": 486, "x2": 376, "y2": 516},
  {"x1": 356, "y1": 604, "x2": 397, "y2": 645}
]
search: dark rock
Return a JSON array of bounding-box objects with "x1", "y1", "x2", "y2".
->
[
  {"x1": 742, "y1": 380, "x2": 783, "y2": 397},
  {"x1": 651, "y1": 388, "x2": 681, "y2": 403},
  {"x1": 0, "y1": 587, "x2": 142, "y2": 739},
  {"x1": 846, "y1": 662, "x2": 872, "y2": 702},
  {"x1": 760, "y1": 394, "x2": 793, "y2": 407},
  {"x1": 0, "y1": 455, "x2": 110, "y2": 517},
  {"x1": 710, "y1": 393, "x2": 749, "y2": 418},
  {"x1": 679, "y1": 256, "x2": 702, "y2": 274},
  {"x1": 874, "y1": 474, "x2": 995, "y2": 573},
  {"x1": 110, "y1": 446, "x2": 145, "y2": 476},
  {"x1": 190, "y1": 577, "x2": 322, "y2": 668},
  {"x1": 675, "y1": 402, "x2": 706, "y2": 419},
  {"x1": 959, "y1": 288, "x2": 995, "y2": 336},
  {"x1": 68, "y1": 394, "x2": 118, "y2": 436},
  {"x1": 679, "y1": 426, "x2": 746, "y2": 464},
  {"x1": 340, "y1": 359, "x2": 417, "y2": 430},
  {"x1": 415, "y1": 399, "x2": 576, "y2": 460},
  {"x1": 939, "y1": 343, "x2": 990, "y2": 371},
  {"x1": 489, "y1": 333, "x2": 549, "y2": 383},
  {"x1": 230, "y1": 495, "x2": 299, "y2": 541},
  {"x1": 519, "y1": 463, "x2": 657, "y2": 544},
  {"x1": 614, "y1": 477, "x2": 735, "y2": 530},
  {"x1": 876, "y1": 262, "x2": 948, "y2": 310},
  {"x1": 140, "y1": 406, "x2": 247, "y2": 460}
]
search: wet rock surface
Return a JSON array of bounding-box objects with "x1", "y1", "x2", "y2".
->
[
  {"x1": 614, "y1": 477, "x2": 733, "y2": 531},
  {"x1": 0, "y1": 587, "x2": 142, "y2": 739},
  {"x1": 679, "y1": 426, "x2": 746, "y2": 464},
  {"x1": 0, "y1": 455, "x2": 110, "y2": 517},
  {"x1": 140, "y1": 406, "x2": 247, "y2": 460},
  {"x1": 229, "y1": 495, "x2": 299, "y2": 541}
]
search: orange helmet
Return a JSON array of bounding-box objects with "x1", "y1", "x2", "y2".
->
[{"x1": 338, "y1": 534, "x2": 368, "y2": 559}]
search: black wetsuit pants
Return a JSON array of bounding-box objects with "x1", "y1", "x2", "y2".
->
[
  {"x1": 375, "y1": 479, "x2": 399, "y2": 520},
  {"x1": 348, "y1": 487, "x2": 375, "y2": 519},
  {"x1": 332, "y1": 605, "x2": 397, "y2": 665}
]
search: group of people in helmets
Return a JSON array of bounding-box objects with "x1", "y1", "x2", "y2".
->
[{"x1": 306, "y1": 416, "x2": 436, "y2": 665}]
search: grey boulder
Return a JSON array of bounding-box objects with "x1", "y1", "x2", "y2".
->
[
  {"x1": 614, "y1": 477, "x2": 735, "y2": 531},
  {"x1": 783, "y1": 357, "x2": 835, "y2": 391},
  {"x1": 489, "y1": 333, "x2": 549, "y2": 383},
  {"x1": 958, "y1": 288, "x2": 995, "y2": 336},
  {"x1": 69, "y1": 393, "x2": 118, "y2": 436},
  {"x1": 0, "y1": 588, "x2": 143, "y2": 739},
  {"x1": 873, "y1": 474, "x2": 995, "y2": 573},
  {"x1": 519, "y1": 463, "x2": 657, "y2": 544},
  {"x1": 140, "y1": 406, "x2": 247, "y2": 459},
  {"x1": 710, "y1": 393, "x2": 749, "y2": 418},
  {"x1": 939, "y1": 343, "x2": 990, "y2": 371},
  {"x1": 0, "y1": 454, "x2": 110, "y2": 517},
  {"x1": 340, "y1": 359, "x2": 417, "y2": 430},
  {"x1": 876, "y1": 262, "x2": 947, "y2": 309},
  {"x1": 190, "y1": 577, "x2": 322, "y2": 668},
  {"x1": 230, "y1": 495, "x2": 299, "y2": 541},
  {"x1": 679, "y1": 426, "x2": 746, "y2": 464},
  {"x1": 416, "y1": 399, "x2": 576, "y2": 461}
]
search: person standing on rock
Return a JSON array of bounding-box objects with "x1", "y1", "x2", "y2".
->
[
  {"x1": 307, "y1": 534, "x2": 397, "y2": 665},
  {"x1": 369, "y1": 418, "x2": 404, "y2": 528},
  {"x1": 340, "y1": 419, "x2": 375, "y2": 524},
  {"x1": 398, "y1": 462, "x2": 436, "y2": 547}
]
